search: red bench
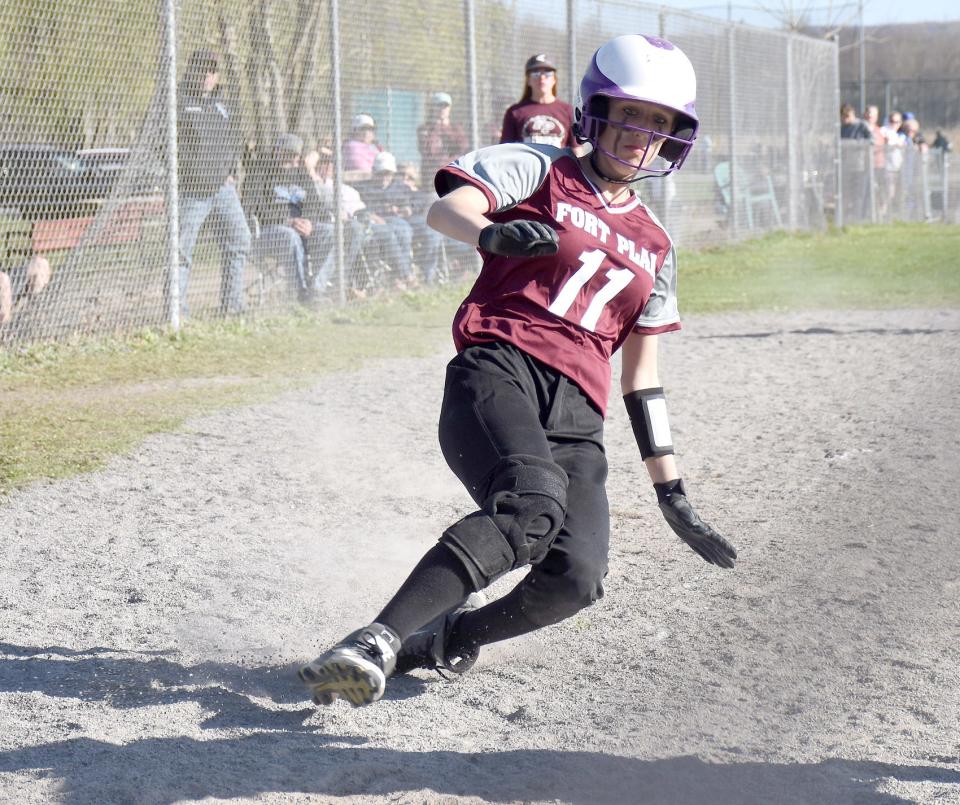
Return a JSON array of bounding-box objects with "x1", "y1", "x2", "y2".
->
[
  {"x1": 2, "y1": 197, "x2": 164, "y2": 266},
  {"x1": 29, "y1": 198, "x2": 165, "y2": 253}
]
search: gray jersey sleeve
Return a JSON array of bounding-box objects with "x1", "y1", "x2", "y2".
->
[
  {"x1": 447, "y1": 143, "x2": 565, "y2": 212},
  {"x1": 635, "y1": 246, "x2": 681, "y2": 330}
]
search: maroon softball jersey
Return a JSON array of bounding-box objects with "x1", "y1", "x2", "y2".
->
[
  {"x1": 436, "y1": 143, "x2": 681, "y2": 416},
  {"x1": 500, "y1": 99, "x2": 575, "y2": 148}
]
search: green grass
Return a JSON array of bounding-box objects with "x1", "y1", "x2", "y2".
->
[
  {"x1": 680, "y1": 223, "x2": 960, "y2": 312},
  {"x1": 2, "y1": 223, "x2": 958, "y2": 492},
  {"x1": 0, "y1": 289, "x2": 463, "y2": 492}
]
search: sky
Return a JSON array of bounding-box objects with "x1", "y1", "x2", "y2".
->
[{"x1": 658, "y1": 0, "x2": 960, "y2": 27}]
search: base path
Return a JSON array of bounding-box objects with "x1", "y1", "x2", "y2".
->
[{"x1": 1, "y1": 309, "x2": 958, "y2": 804}]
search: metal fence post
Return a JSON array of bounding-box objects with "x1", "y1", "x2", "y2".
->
[
  {"x1": 833, "y1": 34, "x2": 843, "y2": 228},
  {"x1": 943, "y1": 151, "x2": 950, "y2": 223},
  {"x1": 465, "y1": 0, "x2": 479, "y2": 151},
  {"x1": 727, "y1": 25, "x2": 739, "y2": 240},
  {"x1": 786, "y1": 35, "x2": 798, "y2": 229},
  {"x1": 329, "y1": 0, "x2": 345, "y2": 305},
  {"x1": 163, "y1": 0, "x2": 180, "y2": 333},
  {"x1": 567, "y1": 0, "x2": 577, "y2": 102}
]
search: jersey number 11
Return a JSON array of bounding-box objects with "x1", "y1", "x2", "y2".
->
[{"x1": 547, "y1": 249, "x2": 634, "y2": 332}]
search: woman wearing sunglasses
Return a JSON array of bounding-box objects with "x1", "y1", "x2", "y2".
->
[{"x1": 500, "y1": 53, "x2": 575, "y2": 148}]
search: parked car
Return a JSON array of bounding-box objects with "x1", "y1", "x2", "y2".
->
[
  {"x1": 0, "y1": 144, "x2": 93, "y2": 220},
  {"x1": 77, "y1": 146, "x2": 165, "y2": 201},
  {"x1": 76, "y1": 147, "x2": 130, "y2": 200}
]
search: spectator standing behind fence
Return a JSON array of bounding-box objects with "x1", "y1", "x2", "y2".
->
[
  {"x1": 864, "y1": 105, "x2": 885, "y2": 169},
  {"x1": 880, "y1": 111, "x2": 906, "y2": 216},
  {"x1": 418, "y1": 92, "x2": 469, "y2": 185},
  {"x1": 342, "y1": 114, "x2": 382, "y2": 175},
  {"x1": 0, "y1": 255, "x2": 50, "y2": 327},
  {"x1": 864, "y1": 105, "x2": 886, "y2": 218},
  {"x1": 247, "y1": 134, "x2": 323, "y2": 301},
  {"x1": 500, "y1": 54, "x2": 574, "y2": 148},
  {"x1": 900, "y1": 113, "x2": 927, "y2": 153},
  {"x1": 840, "y1": 104, "x2": 873, "y2": 221},
  {"x1": 839, "y1": 104, "x2": 872, "y2": 140},
  {"x1": 176, "y1": 48, "x2": 250, "y2": 317}
]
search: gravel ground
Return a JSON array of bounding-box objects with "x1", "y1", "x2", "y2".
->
[{"x1": 1, "y1": 308, "x2": 958, "y2": 805}]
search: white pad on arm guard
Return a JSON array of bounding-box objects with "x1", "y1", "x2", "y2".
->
[{"x1": 623, "y1": 387, "x2": 675, "y2": 459}]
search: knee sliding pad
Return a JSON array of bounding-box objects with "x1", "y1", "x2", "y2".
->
[{"x1": 440, "y1": 454, "x2": 568, "y2": 590}]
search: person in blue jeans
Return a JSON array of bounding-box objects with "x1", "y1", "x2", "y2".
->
[
  {"x1": 247, "y1": 133, "x2": 325, "y2": 300},
  {"x1": 395, "y1": 161, "x2": 446, "y2": 284},
  {"x1": 304, "y1": 145, "x2": 369, "y2": 300},
  {"x1": 358, "y1": 151, "x2": 416, "y2": 288},
  {"x1": 309, "y1": 217, "x2": 367, "y2": 300},
  {"x1": 176, "y1": 48, "x2": 250, "y2": 316}
]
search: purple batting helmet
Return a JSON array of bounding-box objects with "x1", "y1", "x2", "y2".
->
[{"x1": 574, "y1": 34, "x2": 699, "y2": 177}]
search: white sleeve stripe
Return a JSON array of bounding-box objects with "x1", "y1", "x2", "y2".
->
[
  {"x1": 447, "y1": 143, "x2": 561, "y2": 212},
  {"x1": 636, "y1": 245, "x2": 680, "y2": 329}
]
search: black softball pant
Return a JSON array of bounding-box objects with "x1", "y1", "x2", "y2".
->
[{"x1": 439, "y1": 341, "x2": 610, "y2": 628}]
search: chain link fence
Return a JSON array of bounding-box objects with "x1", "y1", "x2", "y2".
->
[
  {"x1": 839, "y1": 140, "x2": 955, "y2": 226},
  {"x1": 0, "y1": 0, "x2": 844, "y2": 346}
]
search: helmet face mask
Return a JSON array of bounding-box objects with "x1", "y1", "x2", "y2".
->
[{"x1": 574, "y1": 34, "x2": 699, "y2": 179}]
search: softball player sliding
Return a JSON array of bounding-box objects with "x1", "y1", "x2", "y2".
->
[{"x1": 300, "y1": 34, "x2": 737, "y2": 707}]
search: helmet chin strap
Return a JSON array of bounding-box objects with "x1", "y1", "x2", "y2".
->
[{"x1": 589, "y1": 149, "x2": 639, "y2": 184}]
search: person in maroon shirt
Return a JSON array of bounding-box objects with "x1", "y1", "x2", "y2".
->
[
  {"x1": 300, "y1": 34, "x2": 737, "y2": 708},
  {"x1": 418, "y1": 91, "x2": 469, "y2": 185},
  {"x1": 500, "y1": 53, "x2": 575, "y2": 148}
]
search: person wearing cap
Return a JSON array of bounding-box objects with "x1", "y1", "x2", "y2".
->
[
  {"x1": 500, "y1": 53, "x2": 574, "y2": 148},
  {"x1": 342, "y1": 113, "x2": 382, "y2": 174},
  {"x1": 247, "y1": 133, "x2": 325, "y2": 300},
  {"x1": 358, "y1": 151, "x2": 417, "y2": 288},
  {"x1": 176, "y1": 48, "x2": 250, "y2": 316},
  {"x1": 417, "y1": 91, "x2": 469, "y2": 185}
]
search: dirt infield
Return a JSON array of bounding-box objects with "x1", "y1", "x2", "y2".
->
[{"x1": 2, "y1": 308, "x2": 958, "y2": 805}]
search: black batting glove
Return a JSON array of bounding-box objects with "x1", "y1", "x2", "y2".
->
[
  {"x1": 654, "y1": 479, "x2": 737, "y2": 569},
  {"x1": 478, "y1": 220, "x2": 559, "y2": 257}
]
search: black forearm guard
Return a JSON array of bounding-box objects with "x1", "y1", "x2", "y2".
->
[{"x1": 623, "y1": 387, "x2": 675, "y2": 460}]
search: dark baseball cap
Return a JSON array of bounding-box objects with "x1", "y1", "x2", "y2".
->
[{"x1": 525, "y1": 53, "x2": 556, "y2": 72}]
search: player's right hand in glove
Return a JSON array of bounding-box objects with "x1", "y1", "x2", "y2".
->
[
  {"x1": 654, "y1": 479, "x2": 737, "y2": 569},
  {"x1": 479, "y1": 220, "x2": 559, "y2": 257}
]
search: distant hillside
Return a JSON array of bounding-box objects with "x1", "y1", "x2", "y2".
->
[{"x1": 805, "y1": 20, "x2": 960, "y2": 128}]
